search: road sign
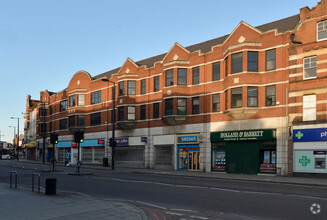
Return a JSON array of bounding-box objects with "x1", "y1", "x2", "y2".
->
[{"x1": 77, "y1": 161, "x2": 83, "y2": 167}]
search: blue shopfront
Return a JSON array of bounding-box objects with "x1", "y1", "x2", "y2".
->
[
  {"x1": 56, "y1": 139, "x2": 105, "y2": 164},
  {"x1": 177, "y1": 134, "x2": 200, "y2": 171},
  {"x1": 293, "y1": 127, "x2": 327, "y2": 174}
]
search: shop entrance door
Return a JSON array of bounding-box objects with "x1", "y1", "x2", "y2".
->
[
  {"x1": 226, "y1": 142, "x2": 259, "y2": 174},
  {"x1": 188, "y1": 151, "x2": 200, "y2": 171}
]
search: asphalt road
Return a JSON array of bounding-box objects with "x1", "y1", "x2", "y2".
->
[{"x1": 1, "y1": 160, "x2": 326, "y2": 220}]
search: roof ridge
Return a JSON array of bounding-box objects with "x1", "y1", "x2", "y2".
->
[{"x1": 93, "y1": 14, "x2": 300, "y2": 80}]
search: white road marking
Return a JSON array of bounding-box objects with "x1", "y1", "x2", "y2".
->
[
  {"x1": 210, "y1": 187, "x2": 240, "y2": 193},
  {"x1": 190, "y1": 215, "x2": 209, "y2": 220},
  {"x1": 170, "y1": 208, "x2": 197, "y2": 213},
  {"x1": 136, "y1": 201, "x2": 167, "y2": 210},
  {"x1": 165, "y1": 211, "x2": 184, "y2": 216},
  {"x1": 153, "y1": 182, "x2": 174, "y2": 187},
  {"x1": 175, "y1": 185, "x2": 208, "y2": 189}
]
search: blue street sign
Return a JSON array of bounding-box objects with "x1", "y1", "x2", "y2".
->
[{"x1": 77, "y1": 161, "x2": 83, "y2": 167}]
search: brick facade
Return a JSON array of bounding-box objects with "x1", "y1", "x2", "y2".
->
[{"x1": 24, "y1": 1, "x2": 327, "y2": 176}]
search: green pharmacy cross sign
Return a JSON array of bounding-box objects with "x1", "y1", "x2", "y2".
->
[
  {"x1": 295, "y1": 131, "x2": 303, "y2": 140},
  {"x1": 299, "y1": 156, "x2": 310, "y2": 166}
]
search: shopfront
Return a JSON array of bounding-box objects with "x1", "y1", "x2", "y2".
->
[
  {"x1": 56, "y1": 139, "x2": 105, "y2": 164},
  {"x1": 115, "y1": 137, "x2": 145, "y2": 168},
  {"x1": 177, "y1": 134, "x2": 200, "y2": 171},
  {"x1": 293, "y1": 127, "x2": 327, "y2": 174},
  {"x1": 211, "y1": 129, "x2": 276, "y2": 174},
  {"x1": 26, "y1": 141, "x2": 37, "y2": 160}
]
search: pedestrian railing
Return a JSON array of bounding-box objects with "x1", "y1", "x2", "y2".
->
[
  {"x1": 10, "y1": 171, "x2": 17, "y2": 189},
  {"x1": 32, "y1": 173, "x2": 41, "y2": 193}
]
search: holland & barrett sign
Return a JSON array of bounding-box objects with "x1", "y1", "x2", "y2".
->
[{"x1": 211, "y1": 129, "x2": 276, "y2": 142}]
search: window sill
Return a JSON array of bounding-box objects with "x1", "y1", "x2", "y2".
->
[
  {"x1": 224, "y1": 107, "x2": 260, "y2": 120},
  {"x1": 117, "y1": 120, "x2": 137, "y2": 130},
  {"x1": 162, "y1": 115, "x2": 187, "y2": 125}
]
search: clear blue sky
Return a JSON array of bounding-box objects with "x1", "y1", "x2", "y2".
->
[{"x1": 0, "y1": 0, "x2": 319, "y2": 143}]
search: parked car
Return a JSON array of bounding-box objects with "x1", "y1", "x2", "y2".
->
[{"x1": 1, "y1": 154, "x2": 12, "y2": 160}]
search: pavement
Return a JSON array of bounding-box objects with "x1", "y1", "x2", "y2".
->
[{"x1": 0, "y1": 182, "x2": 147, "y2": 220}]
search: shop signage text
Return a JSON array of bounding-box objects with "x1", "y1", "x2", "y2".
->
[
  {"x1": 177, "y1": 135, "x2": 198, "y2": 143},
  {"x1": 98, "y1": 139, "x2": 105, "y2": 145},
  {"x1": 115, "y1": 138, "x2": 128, "y2": 146},
  {"x1": 293, "y1": 128, "x2": 327, "y2": 142},
  {"x1": 141, "y1": 137, "x2": 147, "y2": 143},
  {"x1": 211, "y1": 129, "x2": 276, "y2": 142},
  {"x1": 71, "y1": 141, "x2": 77, "y2": 148}
]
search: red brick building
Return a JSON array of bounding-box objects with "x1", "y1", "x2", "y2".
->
[
  {"x1": 24, "y1": 1, "x2": 327, "y2": 176},
  {"x1": 289, "y1": 0, "x2": 327, "y2": 175}
]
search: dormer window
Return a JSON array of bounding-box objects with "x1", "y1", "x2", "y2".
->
[{"x1": 317, "y1": 20, "x2": 327, "y2": 41}]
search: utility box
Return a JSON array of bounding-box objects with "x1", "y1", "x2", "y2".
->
[{"x1": 45, "y1": 178, "x2": 56, "y2": 195}]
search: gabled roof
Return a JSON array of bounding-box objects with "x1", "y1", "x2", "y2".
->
[{"x1": 93, "y1": 14, "x2": 300, "y2": 80}]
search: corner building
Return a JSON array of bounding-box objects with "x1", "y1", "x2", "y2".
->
[
  {"x1": 24, "y1": 1, "x2": 327, "y2": 176},
  {"x1": 288, "y1": 1, "x2": 327, "y2": 176}
]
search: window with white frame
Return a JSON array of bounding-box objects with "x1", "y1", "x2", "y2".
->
[
  {"x1": 91, "y1": 91, "x2": 101, "y2": 104},
  {"x1": 317, "y1": 20, "x2": 327, "y2": 41},
  {"x1": 78, "y1": 94, "x2": 85, "y2": 106},
  {"x1": 303, "y1": 94, "x2": 316, "y2": 121},
  {"x1": 128, "y1": 81, "x2": 136, "y2": 95},
  {"x1": 303, "y1": 56, "x2": 317, "y2": 79},
  {"x1": 127, "y1": 106, "x2": 135, "y2": 120}
]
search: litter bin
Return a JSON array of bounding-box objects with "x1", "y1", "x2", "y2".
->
[
  {"x1": 103, "y1": 157, "x2": 109, "y2": 167},
  {"x1": 45, "y1": 178, "x2": 56, "y2": 195}
]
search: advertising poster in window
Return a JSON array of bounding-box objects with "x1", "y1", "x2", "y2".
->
[{"x1": 212, "y1": 151, "x2": 226, "y2": 171}]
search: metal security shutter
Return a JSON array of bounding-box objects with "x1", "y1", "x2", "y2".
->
[
  {"x1": 115, "y1": 147, "x2": 144, "y2": 161},
  {"x1": 155, "y1": 146, "x2": 173, "y2": 165},
  {"x1": 58, "y1": 149, "x2": 65, "y2": 162},
  {"x1": 94, "y1": 148, "x2": 104, "y2": 163},
  {"x1": 82, "y1": 148, "x2": 92, "y2": 162}
]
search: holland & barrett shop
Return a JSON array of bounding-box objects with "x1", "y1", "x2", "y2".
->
[
  {"x1": 210, "y1": 129, "x2": 276, "y2": 174},
  {"x1": 293, "y1": 127, "x2": 327, "y2": 174}
]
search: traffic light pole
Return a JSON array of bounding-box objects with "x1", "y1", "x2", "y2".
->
[
  {"x1": 112, "y1": 84, "x2": 116, "y2": 170},
  {"x1": 42, "y1": 102, "x2": 46, "y2": 164},
  {"x1": 52, "y1": 143, "x2": 56, "y2": 172},
  {"x1": 77, "y1": 141, "x2": 80, "y2": 174}
]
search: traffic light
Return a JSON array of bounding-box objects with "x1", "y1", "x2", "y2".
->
[
  {"x1": 109, "y1": 138, "x2": 116, "y2": 147},
  {"x1": 50, "y1": 133, "x2": 55, "y2": 144},
  {"x1": 109, "y1": 138, "x2": 113, "y2": 147},
  {"x1": 79, "y1": 132, "x2": 84, "y2": 143},
  {"x1": 50, "y1": 133, "x2": 59, "y2": 145},
  {"x1": 74, "y1": 131, "x2": 84, "y2": 143},
  {"x1": 54, "y1": 134, "x2": 58, "y2": 144}
]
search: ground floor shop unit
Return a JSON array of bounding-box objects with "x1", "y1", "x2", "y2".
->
[
  {"x1": 176, "y1": 134, "x2": 201, "y2": 171},
  {"x1": 56, "y1": 139, "x2": 105, "y2": 165},
  {"x1": 211, "y1": 129, "x2": 277, "y2": 175},
  {"x1": 293, "y1": 127, "x2": 327, "y2": 175}
]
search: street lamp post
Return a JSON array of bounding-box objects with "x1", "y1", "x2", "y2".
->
[
  {"x1": 41, "y1": 102, "x2": 46, "y2": 164},
  {"x1": 10, "y1": 117, "x2": 19, "y2": 161},
  {"x1": 101, "y1": 78, "x2": 116, "y2": 170},
  {"x1": 9, "y1": 126, "x2": 15, "y2": 155}
]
